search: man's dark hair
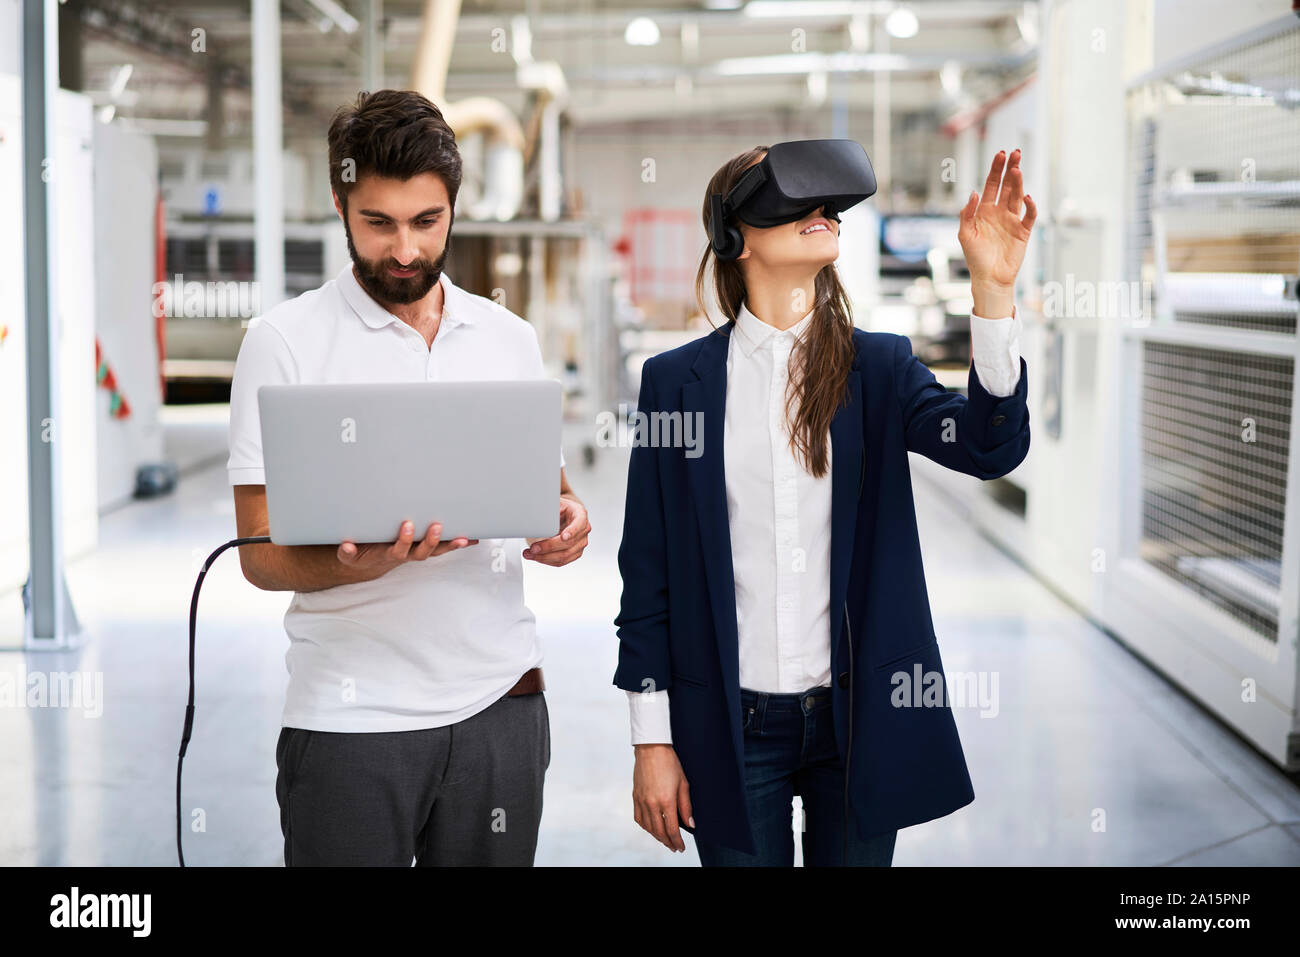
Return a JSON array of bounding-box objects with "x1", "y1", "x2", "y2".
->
[{"x1": 327, "y1": 89, "x2": 462, "y2": 214}]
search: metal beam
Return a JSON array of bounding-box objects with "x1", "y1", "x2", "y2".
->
[
  {"x1": 445, "y1": 3, "x2": 1032, "y2": 34},
  {"x1": 362, "y1": 0, "x2": 384, "y2": 91},
  {"x1": 72, "y1": 0, "x2": 318, "y2": 116},
  {"x1": 430, "y1": 48, "x2": 1032, "y2": 92},
  {"x1": 22, "y1": 0, "x2": 82, "y2": 649}
]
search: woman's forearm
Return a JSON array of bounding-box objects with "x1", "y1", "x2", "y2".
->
[{"x1": 971, "y1": 279, "x2": 1015, "y2": 318}]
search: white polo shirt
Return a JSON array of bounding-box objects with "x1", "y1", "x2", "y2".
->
[{"x1": 227, "y1": 263, "x2": 563, "y2": 733}]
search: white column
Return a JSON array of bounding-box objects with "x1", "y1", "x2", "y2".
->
[
  {"x1": 22, "y1": 0, "x2": 80, "y2": 647},
  {"x1": 253, "y1": 0, "x2": 285, "y2": 310}
]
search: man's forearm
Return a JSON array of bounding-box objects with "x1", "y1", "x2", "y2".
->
[
  {"x1": 241, "y1": 542, "x2": 385, "y2": 592},
  {"x1": 560, "y1": 471, "x2": 581, "y2": 506}
]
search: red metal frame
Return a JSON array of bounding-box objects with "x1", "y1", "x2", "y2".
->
[{"x1": 621, "y1": 208, "x2": 700, "y2": 306}]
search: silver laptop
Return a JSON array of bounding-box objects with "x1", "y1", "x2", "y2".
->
[{"x1": 257, "y1": 380, "x2": 562, "y2": 545}]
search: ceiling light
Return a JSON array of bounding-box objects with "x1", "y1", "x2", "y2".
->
[
  {"x1": 625, "y1": 17, "x2": 661, "y2": 46},
  {"x1": 494, "y1": 252, "x2": 523, "y2": 277},
  {"x1": 885, "y1": 8, "x2": 919, "y2": 39}
]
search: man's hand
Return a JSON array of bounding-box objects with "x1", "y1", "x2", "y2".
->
[
  {"x1": 633, "y1": 744, "x2": 693, "y2": 852},
  {"x1": 338, "y1": 519, "x2": 478, "y2": 576},
  {"x1": 523, "y1": 496, "x2": 590, "y2": 566}
]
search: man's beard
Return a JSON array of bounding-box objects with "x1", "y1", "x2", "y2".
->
[{"x1": 343, "y1": 216, "x2": 451, "y2": 306}]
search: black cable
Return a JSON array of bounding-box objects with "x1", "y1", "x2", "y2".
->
[{"x1": 177, "y1": 535, "x2": 272, "y2": 867}]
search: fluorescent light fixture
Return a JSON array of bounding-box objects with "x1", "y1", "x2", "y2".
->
[
  {"x1": 717, "y1": 52, "x2": 829, "y2": 76},
  {"x1": 715, "y1": 51, "x2": 914, "y2": 76},
  {"x1": 704, "y1": 0, "x2": 744, "y2": 8},
  {"x1": 625, "y1": 17, "x2": 661, "y2": 46},
  {"x1": 885, "y1": 8, "x2": 919, "y2": 39},
  {"x1": 744, "y1": 1, "x2": 860, "y2": 16},
  {"x1": 303, "y1": 0, "x2": 358, "y2": 34}
]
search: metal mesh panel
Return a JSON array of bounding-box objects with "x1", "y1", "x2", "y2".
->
[
  {"x1": 284, "y1": 239, "x2": 323, "y2": 277},
  {"x1": 1140, "y1": 342, "x2": 1291, "y2": 642},
  {"x1": 1130, "y1": 22, "x2": 1300, "y2": 333},
  {"x1": 1128, "y1": 20, "x2": 1299, "y2": 642},
  {"x1": 216, "y1": 238, "x2": 254, "y2": 277}
]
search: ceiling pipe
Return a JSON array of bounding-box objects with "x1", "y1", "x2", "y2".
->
[{"x1": 411, "y1": 0, "x2": 527, "y2": 220}]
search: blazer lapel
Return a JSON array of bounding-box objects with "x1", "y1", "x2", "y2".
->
[
  {"x1": 682, "y1": 324, "x2": 741, "y2": 731},
  {"x1": 828, "y1": 365, "x2": 864, "y2": 662}
]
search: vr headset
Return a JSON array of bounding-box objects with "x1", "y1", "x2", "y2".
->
[{"x1": 709, "y1": 138, "x2": 877, "y2": 262}]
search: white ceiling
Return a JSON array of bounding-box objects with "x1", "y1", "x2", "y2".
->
[{"x1": 69, "y1": 0, "x2": 1037, "y2": 139}]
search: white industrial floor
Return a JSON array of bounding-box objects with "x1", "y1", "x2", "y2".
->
[{"x1": 2, "y1": 402, "x2": 1299, "y2": 866}]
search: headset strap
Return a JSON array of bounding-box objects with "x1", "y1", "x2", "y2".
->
[
  {"x1": 710, "y1": 159, "x2": 771, "y2": 249},
  {"x1": 708, "y1": 192, "x2": 729, "y2": 249},
  {"x1": 723, "y1": 162, "x2": 768, "y2": 217}
]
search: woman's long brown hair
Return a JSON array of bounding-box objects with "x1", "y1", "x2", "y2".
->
[{"x1": 695, "y1": 146, "x2": 856, "y2": 478}]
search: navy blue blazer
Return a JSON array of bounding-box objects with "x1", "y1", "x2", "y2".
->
[{"x1": 613, "y1": 319, "x2": 1030, "y2": 855}]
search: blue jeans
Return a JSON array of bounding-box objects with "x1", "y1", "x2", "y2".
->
[{"x1": 695, "y1": 686, "x2": 897, "y2": 867}]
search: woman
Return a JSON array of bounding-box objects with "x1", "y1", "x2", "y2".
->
[{"x1": 613, "y1": 142, "x2": 1036, "y2": 866}]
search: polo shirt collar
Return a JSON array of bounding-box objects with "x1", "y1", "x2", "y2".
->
[
  {"x1": 338, "y1": 263, "x2": 477, "y2": 331},
  {"x1": 733, "y1": 300, "x2": 814, "y2": 357}
]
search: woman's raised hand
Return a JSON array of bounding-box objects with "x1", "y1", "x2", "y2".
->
[{"x1": 958, "y1": 148, "x2": 1038, "y2": 317}]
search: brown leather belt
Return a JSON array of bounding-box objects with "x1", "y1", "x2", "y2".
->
[{"x1": 506, "y1": 667, "x2": 545, "y2": 697}]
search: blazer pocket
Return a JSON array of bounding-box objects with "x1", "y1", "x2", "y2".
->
[
  {"x1": 874, "y1": 637, "x2": 939, "y2": 672},
  {"x1": 671, "y1": 671, "x2": 709, "y2": 689}
]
